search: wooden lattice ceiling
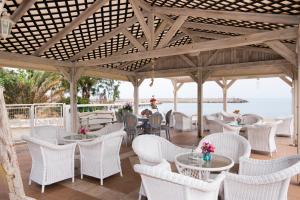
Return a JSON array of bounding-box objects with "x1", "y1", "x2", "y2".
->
[{"x1": 0, "y1": 0, "x2": 299, "y2": 79}]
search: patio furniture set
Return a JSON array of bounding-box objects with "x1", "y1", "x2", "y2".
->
[
  {"x1": 132, "y1": 133, "x2": 300, "y2": 200},
  {"x1": 203, "y1": 112, "x2": 294, "y2": 156},
  {"x1": 22, "y1": 123, "x2": 125, "y2": 193}
]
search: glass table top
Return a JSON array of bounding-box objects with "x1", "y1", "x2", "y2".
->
[
  {"x1": 176, "y1": 153, "x2": 233, "y2": 169},
  {"x1": 227, "y1": 121, "x2": 246, "y2": 127},
  {"x1": 63, "y1": 134, "x2": 98, "y2": 141}
]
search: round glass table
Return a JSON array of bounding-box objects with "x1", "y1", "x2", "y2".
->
[
  {"x1": 63, "y1": 134, "x2": 98, "y2": 143},
  {"x1": 175, "y1": 152, "x2": 234, "y2": 180}
]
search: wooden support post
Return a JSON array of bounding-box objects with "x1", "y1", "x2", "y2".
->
[
  {"x1": 216, "y1": 79, "x2": 236, "y2": 112},
  {"x1": 68, "y1": 67, "x2": 83, "y2": 133},
  {"x1": 0, "y1": 87, "x2": 35, "y2": 200},
  {"x1": 296, "y1": 24, "x2": 300, "y2": 162},
  {"x1": 197, "y1": 71, "x2": 203, "y2": 138},
  {"x1": 222, "y1": 78, "x2": 228, "y2": 112},
  {"x1": 171, "y1": 81, "x2": 183, "y2": 111},
  {"x1": 129, "y1": 77, "x2": 144, "y2": 115},
  {"x1": 292, "y1": 78, "x2": 298, "y2": 146}
]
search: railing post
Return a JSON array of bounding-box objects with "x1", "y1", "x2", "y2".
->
[{"x1": 30, "y1": 104, "x2": 34, "y2": 128}]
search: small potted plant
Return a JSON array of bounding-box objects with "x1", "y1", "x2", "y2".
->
[
  {"x1": 201, "y1": 142, "x2": 215, "y2": 161},
  {"x1": 150, "y1": 96, "x2": 158, "y2": 111},
  {"x1": 79, "y1": 127, "x2": 89, "y2": 137}
]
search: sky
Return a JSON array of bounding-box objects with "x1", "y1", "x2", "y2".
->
[{"x1": 119, "y1": 77, "x2": 292, "y2": 99}]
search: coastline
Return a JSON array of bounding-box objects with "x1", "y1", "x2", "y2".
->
[{"x1": 117, "y1": 98, "x2": 248, "y2": 104}]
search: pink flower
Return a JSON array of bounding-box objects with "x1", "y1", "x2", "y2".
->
[
  {"x1": 201, "y1": 142, "x2": 215, "y2": 153},
  {"x1": 79, "y1": 127, "x2": 89, "y2": 135}
]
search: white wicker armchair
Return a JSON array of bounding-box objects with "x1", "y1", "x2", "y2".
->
[
  {"x1": 197, "y1": 133, "x2": 251, "y2": 164},
  {"x1": 173, "y1": 111, "x2": 195, "y2": 131},
  {"x1": 224, "y1": 155, "x2": 300, "y2": 200},
  {"x1": 206, "y1": 119, "x2": 241, "y2": 134},
  {"x1": 31, "y1": 125, "x2": 61, "y2": 144},
  {"x1": 246, "y1": 124, "x2": 277, "y2": 156},
  {"x1": 132, "y1": 134, "x2": 191, "y2": 166},
  {"x1": 220, "y1": 111, "x2": 236, "y2": 123},
  {"x1": 242, "y1": 114, "x2": 263, "y2": 125},
  {"x1": 134, "y1": 160, "x2": 225, "y2": 200},
  {"x1": 22, "y1": 135, "x2": 76, "y2": 193},
  {"x1": 87, "y1": 122, "x2": 124, "y2": 137},
  {"x1": 132, "y1": 135, "x2": 192, "y2": 199},
  {"x1": 78, "y1": 130, "x2": 125, "y2": 185},
  {"x1": 275, "y1": 116, "x2": 293, "y2": 137}
]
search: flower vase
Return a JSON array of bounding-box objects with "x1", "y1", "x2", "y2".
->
[{"x1": 202, "y1": 153, "x2": 211, "y2": 161}]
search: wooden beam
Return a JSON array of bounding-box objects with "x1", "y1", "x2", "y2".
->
[
  {"x1": 152, "y1": 6, "x2": 300, "y2": 25},
  {"x1": 148, "y1": 12, "x2": 155, "y2": 50},
  {"x1": 0, "y1": 51, "x2": 72, "y2": 72},
  {"x1": 122, "y1": 29, "x2": 146, "y2": 51},
  {"x1": 137, "y1": 59, "x2": 292, "y2": 78},
  {"x1": 179, "y1": 55, "x2": 196, "y2": 67},
  {"x1": 10, "y1": 0, "x2": 36, "y2": 23},
  {"x1": 34, "y1": 0, "x2": 110, "y2": 56},
  {"x1": 69, "y1": 16, "x2": 138, "y2": 61},
  {"x1": 215, "y1": 80, "x2": 224, "y2": 88},
  {"x1": 227, "y1": 79, "x2": 236, "y2": 88},
  {"x1": 183, "y1": 21, "x2": 263, "y2": 35},
  {"x1": 280, "y1": 76, "x2": 293, "y2": 87},
  {"x1": 266, "y1": 40, "x2": 297, "y2": 66},
  {"x1": 129, "y1": 0, "x2": 152, "y2": 43},
  {"x1": 78, "y1": 27, "x2": 297, "y2": 67},
  {"x1": 157, "y1": 15, "x2": 188, "y2": 48}
]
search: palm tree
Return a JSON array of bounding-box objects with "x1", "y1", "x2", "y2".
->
[{"x1": 0, "y1": 69, "x2": 65, "y2": 104}]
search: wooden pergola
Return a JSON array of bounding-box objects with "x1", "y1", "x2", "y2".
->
[
  {"x1": 0, "y1": 1, "x2": 299, "y2": 198},
  {"x1": 0, "y1": 0, "x2": 299, "y2": 139}
]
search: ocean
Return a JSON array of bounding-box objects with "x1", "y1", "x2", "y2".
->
[{"x1": 145, "y1": 98, "x2": 292, "y2": 118}]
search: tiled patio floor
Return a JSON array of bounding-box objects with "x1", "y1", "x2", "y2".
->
[{"x1": 0, "y1": 130, "x2": 299, "y2": 200}]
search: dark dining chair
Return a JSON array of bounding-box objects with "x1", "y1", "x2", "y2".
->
[
  {"x1": 124, "y1": 113, "x2": 142, "y2": 143},
  {"x1": 161, "y1": 110, "x2": 172, "y2": 140},
  {"x1": 145, "y1": 112, "x2": 163, "y2": 136}
]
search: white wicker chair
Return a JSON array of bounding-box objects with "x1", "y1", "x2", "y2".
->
[
  {"x1": 132, "y1": 134, "x2": 191, "y2": 166},
  {"x1": 30, "y1": 125, "x2": 61, "y2": 144},
  {"x1": 242, "y1": 114, "x2": 263, "y2": 125},
  {"x1": 197, "y1": 133, "x2": 251, "y2": 164},
  {"x1": 220, "y1": 111, "x2": 236, "y2": 123},
  {"x1": 134, "y1": 160, "x2": 225, "y2": 200},
  {"x1": 275, "y1": 116, "x2": 293, "y2": 137},
  {"x1": 132, "y1": 135, "x2": 191, "y2": 199},
  {"x1": 78, "y1": 130, "x2": 125, "y2": 185},
  {"x1": 224, "y1": 155, "x2": 300, "y2": 200},
  {"x1": 87, "y1": 122, "x2": 124, "y2": 137},
  {"x1": 246, "y1": 124, "x2": 277, "y2": 156},
  {"x1": 206, "y1": 119, "x2": 241, "y2": 135},
  {"x1": 22, "y1": 135, "x2": 76, "y2": 193},
  {"x1": 173, "y1": 111, "x2": 194, "y2": 131}
]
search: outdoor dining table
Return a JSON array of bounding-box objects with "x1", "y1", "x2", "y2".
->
[
  {"x1": 175, "y1": 152, "x2": 234, "y2": 181},
  {"x1": 62, "y1": 134, "x2": 98, "y2": 143}
]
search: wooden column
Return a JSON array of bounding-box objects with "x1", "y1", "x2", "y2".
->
[
  {"x1": 0, "y1": 87, "x2": 35, "y2": 200},
  {"x1": 191, "y1": 71, "x2": 211, "y2": 138},
  {"x1": 292, "y1": 78, "x2": 298, "y2": 146},
  {"x1": 67, "y1": 67, "x2": 82, "y2": 133},
  {"x1": 197, "y1": 71, "x2": 204, "y2": 138},
  {"x1": 222, "y1": 78, "x2": 228, "y2": 112},
  {"x1": 297, "y1": 25, "x2": 300, "y2": 158},
  {"x1": 216, "y1": 79, "x2": 236, "y2": 112},
  {"x1": 130, "y1": 77, "x2": 144, "y2": 115},
  {"x1": 171, "y1": 80, "x2": 183, "y2": 111}
]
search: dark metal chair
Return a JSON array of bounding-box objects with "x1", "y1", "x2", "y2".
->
[
  {"x1": 161, "y1": 110, "x2": 172, "y2": 140},
  {"x1": 124, "y1": 113, "x2": 141, "y2": 143},
  {"x1": 145, "y1": 112, "x2": 163, "y2": 136}
]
